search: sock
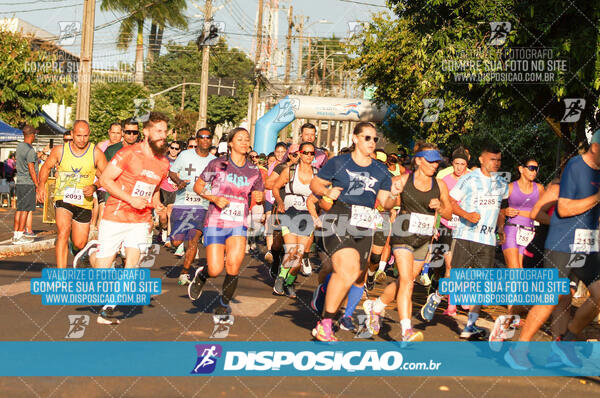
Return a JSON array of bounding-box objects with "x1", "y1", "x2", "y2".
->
[
  {"x1": 221, "y1": 274, "x2": 239, "y2": 305},
  {"x1": 422, "y1": 263, "x2": 430, "y2": 275},
  {"x1": 344, "y1": 285, "x2": 364, "y2": 317},
  {"x1": 14, "y1": 231, "x2": 23, "y2": 240},
  {"x1": 373, "y1": 297, "x2": 387, "y2": 313},
  {"x1": 323, "y1": 311, "x2": 336, "y2": 320},
  {"x1": 433, "y1": 291, "x2": 443, "y2": 301},
  {"x1": 367, "y1": 269, "x2": 375, "y2": 277},
  {"x1": 278, "y1": 264, "x2": 290, "y2": 279},
  {"x1": 285, "y1": 273, "x2": 296, "y2": 286},
  {"x1": 388, "y1": 255, "x2": 394, "y2": 265},
  {"x1": 467, "y1": 312, "x2": 479, "y2": 327},
  {"x1": 102, "y1": 304, "x2": 116, "y2": 311},
  {"x1": 400, "y1": 318, "x2": 412, "y2": 334},
  {"x1": 378, "y1": 261, "x2": 387, "y2": 272}
]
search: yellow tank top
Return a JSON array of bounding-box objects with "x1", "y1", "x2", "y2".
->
[{"x1": 54, "y1": 143, "x2": 96, "y2": 209}]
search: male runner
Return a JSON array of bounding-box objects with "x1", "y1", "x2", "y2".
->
[
  {"x1": 505, "y1": 130, "x2": 600, "y2": 369},
  {"x1": 168, "y1": 128, "x2": 215, "y2": 285},
  {"x1": 448, "y1": 145, "x2": 508, "y2": 338},
  {"x1": 95, "y1": 122, "x2": 123, "y2": 226},
  {"x1": 75, "y1": 112, "x2": 170, "y2": 324},
  {"x1": 37, "y1": 120, "x2": 107, "y2": 268}
]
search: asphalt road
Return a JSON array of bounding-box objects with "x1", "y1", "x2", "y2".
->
[{"x1": 0, "y1": 241, "x2": 598, "y2": 397}]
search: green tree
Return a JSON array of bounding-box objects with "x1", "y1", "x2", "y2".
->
[
  {"x1": 101, "y1": 0, "x2": 188, "y2": 84},
  {"x1": 0, "y1": 31, "x2": 61, "y2": 127},
  {"x1": 350, "y1": 1, "x2": 600, "y2": 157},
  {"x1": 145, "y1": 38, "x2": 254, "y2": 128},
  {"x1": 88, "y1": 82, "x2": 148, "y2": 142}
]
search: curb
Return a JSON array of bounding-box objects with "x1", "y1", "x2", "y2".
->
[{"x1": 0, "y1": 230, "x2": 98, "y2": 259}]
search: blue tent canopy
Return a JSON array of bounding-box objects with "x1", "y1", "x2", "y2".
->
[{"x1": 0, "y1": 120, "x2": 23, "y2": 142}]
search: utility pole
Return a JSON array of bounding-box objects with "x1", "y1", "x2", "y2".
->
[
  {"x1": 75, "y1": 0, "x2": 96, "y2": 121},
  {"x1": 250, "y1": 0, "x2": 264, "y2": 146},
  {"x1": 180, "y1": 77, "x2": 186, "y2": 111},
  {"x1": 321, "y1": 44, "x2": 326, "y2": 95},
  {"x1": 284, "y1": 5, "x2": 293, "y2": 88},
  {"x1": 196, "y1": 0, "x2": 212, "y2": 130},
  {"x1": 306, "y1": 35, "x2": 312, "y2": 92},
  {"x1": 296, "y1": 16, "x2": 304, "y2": 81}
]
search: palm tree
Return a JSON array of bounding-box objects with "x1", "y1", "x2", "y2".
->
[{"x1": 101, "y1": 0, "x2": 188, "y2": 85}]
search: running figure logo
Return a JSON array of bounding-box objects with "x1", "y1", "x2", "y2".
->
[
  {"x1": 65, "y1": 315, "x2": 89, "y2": 339},
  {"x1": 191, "y1": 344, "x2": 223, "y2": 374},
  {"x1": 566, "y1": 253, "x2": 587, "y2": 268},
  {"x1": 420, "y1": 99, "x2": 444, "y2": 123},
  {"x1": 428, "y1": 244, "x2": 449, "y2": 268},
  {"x1": 274, "y1": 97, "x2": 300, "y2": 123},
  {"x1": 337, "y1": 102, "x2": 362, "y2": 119},
  {"x1": 58, "y1": 22, "x2": 80, "y2": 46},
  {"x1": 347, "y1": 170, "x2": 377, "y2": 195},
  {"x1": 487, "y1": 22, "x2": 511, "y2": 46},
  {"x1": 561, "y1": 98, "x2": 586, "y2": 123}
]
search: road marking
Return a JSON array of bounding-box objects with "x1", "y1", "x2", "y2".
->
[{"x1": 0, "y1": 281, "x2": 31, "y2": 297}]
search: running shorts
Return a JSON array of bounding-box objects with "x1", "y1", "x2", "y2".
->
[
  {"x1": 569, "y1": 252, "x2": 600, "y2": 287},
  {"x1": 96, "y1": 219, "x2": 151, "y2": 259},
  {"x1": 392, "y1": 241, "x2": 430, "y2": 261},
  {"x1": 203, "y1": 226, "x2": 247, "y2": 246},
  {"x1": 450, "y1": 238, "x2": 495, "y2": 268},
  {"x1": 159, "y1": 188, "x2": 176, "y2": 206},
  {"x1": 96, "y1": 190, "x2": 107, "y2": 205},
  {"x1": 55, "y1": 200, "x2": 92, "y2": 223},
  {"x1": 502, "y1": 223, "x2": 535, "y2": 254},
  {"x1": 281, "y1": 208, "x2": 314, "y2": 237},
  {"x1": 170, "y1": 207, "x2": 207, "y2": 242},
  {"x1": 16, "y1": 184, "x2": 36, "y2": 212}
]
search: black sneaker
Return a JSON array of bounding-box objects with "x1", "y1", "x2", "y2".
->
[
  {"x1": 339, "y1": 316, "x2": 356, "y2": 332},
  {"x1": 188, "y1": 267, "x2": 206, "y2": 301},
  {"x1": 366, "y1": 273, "x2": 375, "y2": 291},
  {"x1": 269, "y1": 262, "x2": 279, "y2": 279},
  {"x1": 284, "y1": 283, "x2": 297, "y2": 298}
]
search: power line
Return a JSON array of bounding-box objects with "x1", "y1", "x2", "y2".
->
[
  {"x1": 338, "y1": 0, "x2": 388, "y2": 7},
  {"x1": 0, "y1": 2, "x2": 81, "y2": 14}
]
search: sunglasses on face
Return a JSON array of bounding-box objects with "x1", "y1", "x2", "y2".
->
[
  {"x1": 170, "y1": 146, "x2": 180, "y2": 150},
  {"x1": 188, "y1": 145, "x2": 197, "y2": 148},
  {"x1": 124, "y1": 130, "x2": 139, "y2": 135},
  {"x1": 249, "y1": 155, "x2": 258, "y2": 159},
  {"x1": 197, "y1": 134, "x2": 212, "y2": 139},
  {"x1": 523, "y1": 165, "x2": 539, "y2": 172},
  {"x1": 289, "y1": 152, "x2": 299, "y2": 157},
  {"x1": 361, "y1": 135, "x2": 379, "y2": 143},
  {"x1": 300, "y1": 151, "x2": 315, "y2": 156}
]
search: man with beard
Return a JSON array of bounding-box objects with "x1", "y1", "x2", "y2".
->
[
  {"x1": 74, "y1": 112, "x2": 170, "y2": 325},
  {"x1": 37, "y1": 120, "x2": 107, "y2": 268}
]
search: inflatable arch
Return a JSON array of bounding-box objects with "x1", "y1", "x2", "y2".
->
[{"x1": 253, "y1": 95, "x2": 390, "y2": 154}]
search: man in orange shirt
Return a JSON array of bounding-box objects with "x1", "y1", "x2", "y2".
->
[{"x1": 75, "y1": 112, "x2": 171, "y2": 324}]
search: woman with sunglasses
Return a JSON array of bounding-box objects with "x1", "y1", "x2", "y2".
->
[
  {"x1": 362, "y1": 142, "x2": 452, "y2": 342},
  {"x1": 271, "y1": 142, "x2": 318, "y2": 297},
  {"x1": 310, "y1": 122, "x2": 397, "y2": 341},
  {"x1": 501, "y1": 159, "x2": 544, "y2": 269},
  {"x1": 187, "y1": 127, "x2": 264, "y2": 317}
]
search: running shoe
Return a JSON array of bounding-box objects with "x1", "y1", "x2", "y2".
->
[
  {"x1": 545, "y1": 352, "x2": 563, "y2": 368},
  {"x1": 460, "y1": 324, "x2": 487, "y2": 339},
  {"x1": 283, "y1": 283, "x2": 297, "y2": 298},
  {"x1": 311, "y1": 283, "x2": 325, "y2": 314},
  {"x1": 339, "y1": 316, "x2": 356, "y2": 332},
  {"x1": 375, "y1": 270, "x2": 386, "y2": 283},
  {"x1": 312, "y1": 319, "x2": 337, "y2": 342},
  {"x1": 402, "y1": 329, "x2": 424, "y2": 342},
  {"x1": 273, "y1": 276, "x2": 285, "y2": 296},
  {"x1": 97, "y1": 307, "x2": 120, "y2": 325},
  {"x1": 421, "y1": 293, "x2": 442, "y2": 322},
  {"x1": 214, "y1": 297, "x2": 232, "y2": 318},
  {"x1": 551, "y1": 340, "x2": 582, "y2": 368},
  {"x1": 417, "y1": 273, "x2": 431, "y2": 287},
  {"x1": 174, "y1": 243, "x2": 184, "y2": 258},
  {"x1": 300, "y1": 258, "x2": 312, "y2": 277},
  {"x1": 73, "y1": 240, "x2": 98, "y2": 268},
  {"x1": 504, "y1": 348, "x2": 532, "y2": 370},
  {"x1": 264, "y1": 250, "x2": 274, "y2": 264},
  {"x1": 443, "y1": 304, "x2": 457, "y2": 317},
  {"x1": 12, "y1": 235, "x2": 33, "y2": 245},
  {"x1": 269, "y1": 262, "x2": 279, "y2": 279},
  {"x1": 188, "y1": 267, "x2": 206, "y2": 301},
  {"x1": 178, "y1": 273, "x2": 191, "y2": 286},
  {"x1": 488, "y1": 316, "x2": 509, "y2": 352},
  {"x1": 24, "y1": 231, "x2": 36, "y2": 238},
  {"x1": 362, "y1": 299, "x2": 381, "y2": 336},
  {"x1": 365, "y1": 273, "x2": 375, "y2": 291}
]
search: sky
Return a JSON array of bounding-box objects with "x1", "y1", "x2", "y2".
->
[{"x1": 0, "y1": 0, "x2": 390, "y2": 77}]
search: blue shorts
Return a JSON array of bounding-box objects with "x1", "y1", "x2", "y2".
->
[
  {"x1": 264, "y1": 201, "x2": 274, "y2": 213},
  {"x1": 170, "y1": 207, "x2": 207, "y2": 242},
  {"x1": 203, "y1": 226, "x2": 247, "y2": 246}
]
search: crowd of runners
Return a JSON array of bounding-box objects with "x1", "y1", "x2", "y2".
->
[{"x1": 21, "y1": 112, "x2": 600, "y2": 370}]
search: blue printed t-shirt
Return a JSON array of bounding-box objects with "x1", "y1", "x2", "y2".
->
[
  {"x1": 545, "y1": 155, "x2": 600, "y2": 253},
  {"x1": 450, "y1": 168, "x2": 509, "y2": 246},
  {"x1": 200, "y1": 156, "x2": 264, "y2": 229},
  {"x1": 171, "y1": 149, "x2": 215, "y2": 208},
  {"x1": 316, "y1": 153, "x2": 392, "y2": 208}
]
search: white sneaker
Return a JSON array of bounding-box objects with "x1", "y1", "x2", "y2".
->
[
  {"x1": 418, "y1": 273, "x2": 431, "y2": 287},
  {"x1": 174, "y1": 243, "x2": 184, "y2": 257},
  {"x1": 301, "y1": 258, "x2": 312, "y2": 276},
  {"x1": 161, "y1": 229, "x2": 168, "y2": 243},
  {"x1": 178, "y1": 273, "x2": 192, "y2": 286}
]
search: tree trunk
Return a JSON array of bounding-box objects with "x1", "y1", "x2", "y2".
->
[{"x1": 135, "y1": 20, "x2": 144, "y2": 85}]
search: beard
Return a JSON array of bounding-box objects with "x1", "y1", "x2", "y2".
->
[{"x1": 149, "y1": 139, "x2": 167, "y2": 156}]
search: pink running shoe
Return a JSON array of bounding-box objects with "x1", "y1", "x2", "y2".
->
[{"x1": 312, "y1": 319, "x2": 338, "y2": 342}]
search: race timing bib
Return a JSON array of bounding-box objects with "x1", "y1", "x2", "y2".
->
[
  {"x1": 184, "y1": 191, "x2": 208, "y2": 207},
  {"x1": 572, "y1": 229, "x2": 600, "y2": 253},
  {"x1": 447, "y1": 214, "x2": 460, "y2": 229},
  {"x1": 132, "y1": 181, "x2": 156, "y2": 203},
  {"x1": 516, "y1": 227, "x2": 535, "y2": 247},
  {"x1": 475, "y1": 194, "x2": 499, "y2": 209},
  {"x1": 350, "y1": 205, "x2": 376, "y2": 229},
  {"x1": 63, "y1": 187, "x2": 84, "y2": 205},
  {"x1": 408, "y1": 213, "x2": 436, "y2": 235},
  {"x1": 220, "y1": 201, "x2": 245, "y2": 223}
]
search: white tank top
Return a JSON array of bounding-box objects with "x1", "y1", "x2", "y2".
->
[{"x1": 284, "y1": 165, "x2": 313, "y2": 211}]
